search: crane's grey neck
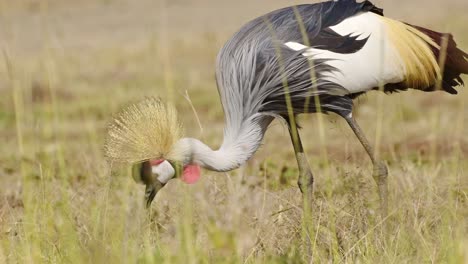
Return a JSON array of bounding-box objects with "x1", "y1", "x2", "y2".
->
[{"x1": 174, "y1": 116, "x2": 273, "y2": 172}]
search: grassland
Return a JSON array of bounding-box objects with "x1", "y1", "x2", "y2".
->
[{"x1": 0, "y1": 0, "x2": 467, "y2": 263}]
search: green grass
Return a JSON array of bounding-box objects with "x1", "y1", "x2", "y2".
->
[{"x1": 1, "y1": 0, "x2": 468, "y2": 263}]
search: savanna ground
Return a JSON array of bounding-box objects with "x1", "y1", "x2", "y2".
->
[{"x1": 0, "y1": 0, "x2": 467, "y2": 263}]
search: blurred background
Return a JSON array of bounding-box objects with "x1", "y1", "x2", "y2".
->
[{"x1": 0, "y1": 0, "x2": 467, "y2": 263}]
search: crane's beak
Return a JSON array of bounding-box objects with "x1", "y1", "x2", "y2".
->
[
  {"x1": 144, "y1": 181, "x2": 165, "y2": 208},
  {"x1": 132, "y1": 160, "x2": 175, "y2": 208}
]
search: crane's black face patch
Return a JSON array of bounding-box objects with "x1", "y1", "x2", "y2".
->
[{"x1": 132, "y1": 161, "x2": 152, "y2": 184}]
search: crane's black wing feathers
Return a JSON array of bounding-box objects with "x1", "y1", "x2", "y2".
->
[
  {"x1": 256, "y1": 0, "x2": 382, "y2": 116},
  {"x1": 312, "y1": 29, "x2": 370, "y2": 54}
]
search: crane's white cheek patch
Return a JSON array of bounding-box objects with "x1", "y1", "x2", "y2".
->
[
  {"x1": 152, "y1": 160, "x2": 175, "y2": 184},
  {"x1": 181, "y1": 164, "x2": 201, "y2": 184}
]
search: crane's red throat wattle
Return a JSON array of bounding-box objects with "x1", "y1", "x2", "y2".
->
[{"x1": 181, "y1": 164, "x2": 201, "y2": 184}]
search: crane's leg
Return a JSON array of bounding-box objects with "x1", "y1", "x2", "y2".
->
[
  {"x1": 287, "y1": 119, "x2": 314, "y2": 208},
  {"x1": 343, "y1": 113, "x2": 388, "y2": 217},
  {"x1": 287, "y1": 118, "x2": 314, "y2": 257}
]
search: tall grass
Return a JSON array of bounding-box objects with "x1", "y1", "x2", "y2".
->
[{"x1": 1, "y1": 0, "x2": 467, "y2": 263}]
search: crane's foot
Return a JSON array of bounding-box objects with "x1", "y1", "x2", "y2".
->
[
  {"x1": 298, "y1": 170, "x2": 314, "y2": 210},
  {"x1": 373, "y1": 161, "x2": 388, "y2": 218},
  {"x1": 298, "y1": 170, "x2": 314, "y2": 258},
  {"x1": 295, "y1": 152, "x2": 314, "y2": 211}
]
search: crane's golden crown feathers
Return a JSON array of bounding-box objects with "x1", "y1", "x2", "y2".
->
[{"x1": 104, "y1": 97, "x2": 184, "y2": 164}]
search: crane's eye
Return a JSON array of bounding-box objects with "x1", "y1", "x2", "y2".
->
[{"x1": 132, "y1": 159, "x2": 176, "y2": 186}]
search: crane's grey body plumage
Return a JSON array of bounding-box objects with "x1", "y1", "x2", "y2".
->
[{"x1": 215, "y1": 1, "x2": 381, "y2": 167}]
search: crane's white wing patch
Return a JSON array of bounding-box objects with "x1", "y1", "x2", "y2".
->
[
  {"x1": 284, "y1": 42, "x2": 308, "y2": 51},
  {"x1": 285, "y1": 12, "x2": 406, "y2": 93}
]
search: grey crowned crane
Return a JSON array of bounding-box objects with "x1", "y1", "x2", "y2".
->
[{"x1": 104, "y1": 0, "x2": 468, "y2": 214}]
